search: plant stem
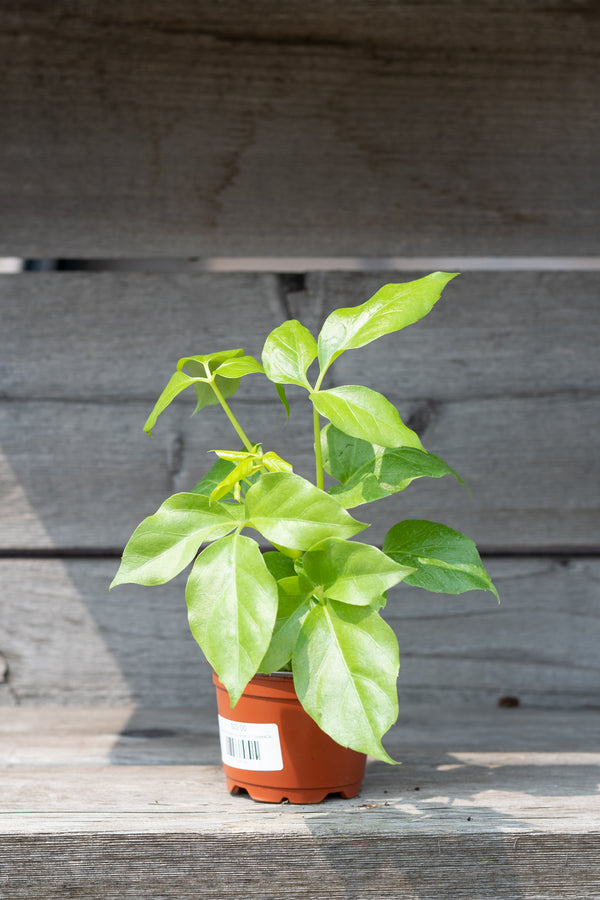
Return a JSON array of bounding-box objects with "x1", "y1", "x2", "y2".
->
[
  {"x1": 211, "y1": 381, "x2": 254, "y2": 452},
  {"x1": 313, "y1": 406, "x2": 324, "y2": 489},
  {"x1": 311, "y1": 369, "x2": 329, "y2": 489},
  {"x1": 313, "y1": 368, "x2": 327, "y2": 392}
]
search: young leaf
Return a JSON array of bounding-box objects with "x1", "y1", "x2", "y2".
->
[
  {"x1": 110, "y1": 494, "x2": 243, "y2": 588},
  {"x1": 186, "y1": 533, "x2": 279, "y2": 706},
  {"x1": 383, "y1": 520, "x2": 499, "y2": 600},
  {"x1": 177, "y1": 349, "x2": 245, "y2": 373},
  {"x1": 191, "y1": 456, "x2": 238, "y2": 496},
  {"x1": 303, "y1": 537, "x2": 414, "y2": 606},
  {"x1": 245, "y1": 472, "x2": 368, "y2": 550},
  {"x1": 144, "y1": 351, "x2": 247, "y2": 435},
  {"x1": 258, "y1": 576, "x2": 314, "y2": 674},
  {"x1": 311, "y1": 385, "x2": 424, "y2": 450},
  {"x1": 143, "y1": 370, "x2": 199, "y2": 435},
  {"x1": 261, "y1": 451, "x2": 293, "y2": 473},
  {"x1": 210, "y1": 448, "x2": 260, "y2": 462},
  {"x1": 262, "y1": 320, "x2": 318, "y2": 388},
  {"x1": 293, "y1": 600, "x2": 399, "y2": 763},
  {"x1": 190, "y1": 374, "x2": 240, "y2": 414},
  {"x1": 209, "y1": 455, "x2": 256, "y2": 503},
  {"x1": 317, "y1": 272, "x2": 458, "y2": 372},
  {"x1": 214, "y1": 355, "x2": 265, "y2": 378},
  {"x1": 182, "y1": 350, "x2": 245, "y2": 414},
  {"x1": 321, "y1": 424, "x2": 466, "y2": 508}
]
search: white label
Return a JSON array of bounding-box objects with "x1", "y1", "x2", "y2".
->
[{"x1": 218, "y1": 715, "x2": 283, "y2": 771}]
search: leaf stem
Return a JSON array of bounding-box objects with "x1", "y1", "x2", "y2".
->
[
  {"x1": 313, "y1": 368, "x2": 328, "y2": 392},
  {"x1": 313, "y1": 406, "x2": 324, "y2": 489},
  {"x1": 211, "y1": 381, "x2": 254, "y2": 452},
  {"x1": 311, "y1": 365, "x2": 332, "y2": 489}
]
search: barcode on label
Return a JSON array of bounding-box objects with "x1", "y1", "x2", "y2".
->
[
  {"x1": 225, "y1": 735, "x2": 261, "y2": 762},
  {"x1": 218, "y1": 716, "x2": 283, "y2": 771}
]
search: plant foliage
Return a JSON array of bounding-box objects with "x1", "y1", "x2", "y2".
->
[{"x1": 111, "y1": 272, "x2": 498, "y2": 762}]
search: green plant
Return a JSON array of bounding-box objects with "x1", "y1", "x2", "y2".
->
[{"x1": 111, "y1": 273, "x2": 497, "y2": 763}]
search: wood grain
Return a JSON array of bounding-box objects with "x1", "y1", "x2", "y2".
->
[
  {"x1": 2, "y1": 270, "x2": 599, "y2": 402},
  {"x1": 3, "y1": 705, "x2": 599, "y2": 765},
  {"x1": 0, "y1": 2, "x2": 598, "y2": 255},
  {"x1": 1, "y1": 557, "x2": 598, "y2": 707},
  {"x1": 1, "y1": 394, "x2": 597, "y2": 550},
  {"x1": 1, "y1": 271, "x2": 598, "y2": 550},
  {"x1": 0, "y1": 707, "x2": 599, "y2": 897},
  {"x1": 1, "y1": 832, "x2": 599, "y2": 899}
]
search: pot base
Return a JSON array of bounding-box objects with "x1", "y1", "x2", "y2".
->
[
  {"x1": 226, "y1": 777, "x2": 363, "y2": 805},
  {"x1": 214, "y1": 671, "x2": 366, "y2": 805}
]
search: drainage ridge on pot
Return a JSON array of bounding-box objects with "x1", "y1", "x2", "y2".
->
[{"x1": 213, "y1": 671, "x2": 367, "y2": 804}]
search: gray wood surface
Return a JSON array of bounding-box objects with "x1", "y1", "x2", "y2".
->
[
  {"x1": 1, "y1": 2, "x2": 598, "y2": 255},
  {"x1": 2, "y1": 395, "x2": 598, "y2": 550},
  {"x1": 3, "y1": 270, "x2": 599, "y2": 402},
  {"x1": 1, "y1": 707, "x2": 599, "y2": 898},
  {"x1": 1, "y1": 271, "x2": 598, "y2": 551},
  {"x1": 1, "y1": 557, "x2": 598, "y2": 708}
]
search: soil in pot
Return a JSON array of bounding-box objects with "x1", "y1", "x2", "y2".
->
[{"x1": 213, "y1": 671, "x2": 367, "y2": 804}]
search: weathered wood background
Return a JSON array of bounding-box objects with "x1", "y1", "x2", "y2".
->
[
  {"x1": 0, "y1": 1, "x2": 599, "y2": 712},
  {"x1": 1, "y1": 1, "x2": 599, "y2": 256}
]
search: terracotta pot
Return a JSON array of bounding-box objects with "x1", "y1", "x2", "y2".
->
[{"x1": 213, "y1": 671, "x2": 367, "y2": 803}]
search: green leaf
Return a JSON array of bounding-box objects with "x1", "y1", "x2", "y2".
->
[
  {"x1": 214, "y1": 355, "x2": 265, "y2": 378},
  {"x1": 275, "y1": 383, "x2": 290, "y2": 419},
  {"x1": 191, "y1": 456, "x2": 237, "y2": 497},
  {"x1": 144, "y1": 350, "x2": 246, "y2": 434},
  {"x1": 210, "y1": 448, "x2": 260, "y2": 462},
  {"x1": 110, "y1": 494, "x2": 243, "y2": 588},
  {"x1": 258, "y1": 575, "x2": 314, "y2": 674},
  {"x1": 191, "y1": 376, "x2": 240, "y2": 414},
  {"x1": 177, "y1": 349, "x2": 244, "y2": 373},
  {"x1": 322, "y1": 424, "x2": 466, "y2": 508},
  {"x1": 182, "y1": 350, "x2": 245, "y2": 414},
  {"x1": 303, "y1": 538, "x2": 414, "y2": 606},
  {"x1": 383, "y1": 520, "x2": 499, "y2": 600},
  {"x1": 262, "y1": 551, "x2": 297, "y2": 581},
  {"x1": 269, "y1": 541, "x2": 303, "y2": 561},
  {"x1": 311, "y1": 385, "x2": 424, "y2": 449},
  {"x1": 143, "y1": 370, "x2": 199, "y2": 435},
  {"x1": 261, "y1": 451, "x2": 293, "y2": 473},
  {"x1": 293, "y1": 600, "x2": 399, "y2": 762},
  {"x1": 262, "y1": 320, "x2": 318, "y2": 388},
  {"x1": 317, "y1": 272, "x2": 458, "y2": 372},
  {"x1": 245, "y1": 472, "x2": 368, "y2": 550},
  {"x1": 209, "y1": 456, "x2": 256, "y2": 502},
  {"x1": 186, "y1": 533, "x2": 279, "y2": 706}
]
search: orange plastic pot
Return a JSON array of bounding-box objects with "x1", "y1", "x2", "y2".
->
[{"x1": 213, "y1": 671, "x2": 367, "y2": 803}]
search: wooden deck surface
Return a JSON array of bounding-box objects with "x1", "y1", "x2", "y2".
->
[{"x1": 1, "y1": 706, "x2": 599, "y2": 897}]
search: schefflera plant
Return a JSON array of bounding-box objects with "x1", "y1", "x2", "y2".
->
[{"x1": 111, "y1": 272, "x2": 498, "y2": 763}]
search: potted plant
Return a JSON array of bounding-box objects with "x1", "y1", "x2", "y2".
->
[{"x1": 111, "y1": 272, "x2": 498, "y2": 803}]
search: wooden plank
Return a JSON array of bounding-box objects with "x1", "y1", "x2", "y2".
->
[
  {"x1": 1, "y1": 832, "x2": 599, "y2": 900},
  {"x1": 1, "y1": 394, "x2": 598, "y2": 550},
  {"x1": 0, "y1": 400, "x2": 312, "y2": 550},
  {"x1": 1, "y1": 558, "x2": 598, "y2": 708},
  {"x1": 314, "y1": 270, "x2": 600, "y2": 401},
  {"x1": 2, "y1": 270, "x2": 599, "y2": 402},
  {"x1": 0, "y1": 708, "x2": 599, "y2": 898},
  {"x1": 1, "y1": 271, "x2": 598, "y2": 550},
  {"x1": 1, "y1": 3, "x2": 598, "y2": 255},
  {"x1": 0, "y1": 272, "x2": 285, "y2": 402},
  {"x1": 3, "y1": 705, "x2": 599, "y2": 766}
]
